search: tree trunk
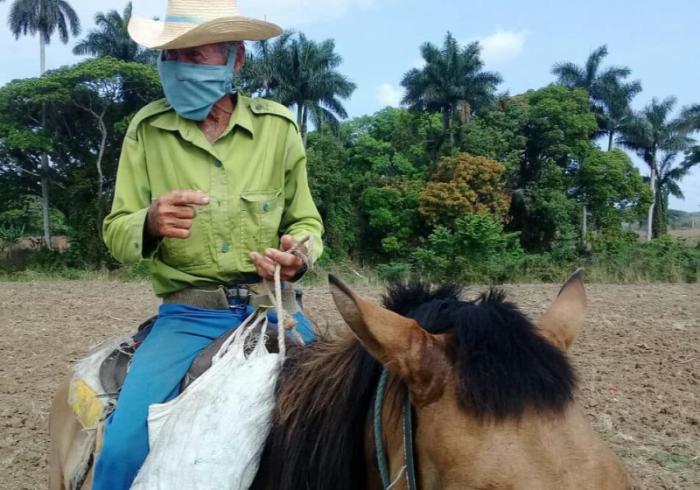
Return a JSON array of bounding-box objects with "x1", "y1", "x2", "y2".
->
[
  {"x1": 442, "y1": 108, "x2": 453, "y2": 148},
  {"x1": 582, "y1": 204, "x2": 588, "y2": 244},
  {"x1": 95, "y1": 115, "x2": 108, "y2": 242},
  {"x1": 652, "y1": 189, "x2": 667, "y2": 239},
  {"x1": 607, "y1": 131, "x2": 614, "y2": 152},
  {"x1": 296, "y1": 103, "x2": 303, "y2": 132},
  {"x1": 39, "y1": 35, "x2": 52, "y2": 250},
  {"x1": 301, "y1": 105, "x2": 309, "y2": 148},
  {"x1": 646, "y1": 166, "x2": 656, "y2": 241}
]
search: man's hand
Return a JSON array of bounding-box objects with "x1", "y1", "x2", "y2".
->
[
  {"x1": 146, "y1": 190, "x2": 210, "y2": 239},
  {"x1": 250, "y1": 235, "x2": 306, "y2": 281}
]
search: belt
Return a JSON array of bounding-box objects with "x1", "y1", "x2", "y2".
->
[{"x1": 162, "y1": 284, "x2": 301, "y2": 314}]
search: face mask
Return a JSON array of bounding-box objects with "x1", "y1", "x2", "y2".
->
[{"x1": 158, "y1": 48, "x2": 236, "y2": 121}]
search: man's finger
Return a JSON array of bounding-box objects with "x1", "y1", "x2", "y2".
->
[
  {"x1": 265, "y1": 248, "x2": 302, "y2": 268},
  {"x1": 168, "y1": 218, "x2": 193, "y2": 230},
  {"x1": 250, "y1": 252, "x2": 277, "y2": 278},
  {"x1": 280, "y1": 235, "x2": 297, "y2": 252},
  {"x1": 169, "y1": 190, "x2": 210, "y2": 206},
  {"x1": 171, "y1": 205, "x2": 197, "y2": 219},
  {"x1": 164, "y1": 227, "x2": 191, "y2": 239}
]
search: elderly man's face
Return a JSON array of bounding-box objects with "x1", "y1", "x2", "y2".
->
[{"x1": 163, "y1": 42, "x2": 246, "y2": 71}]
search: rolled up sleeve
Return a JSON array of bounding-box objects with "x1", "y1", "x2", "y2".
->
[
  {"x1": 280, "y1": 125, "x2": 324, "y2": 263},
  {"x1": 103, "y1": 129, "x2": 153, "y2": 265}
]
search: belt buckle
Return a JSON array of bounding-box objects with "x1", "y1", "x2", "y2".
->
[{"x1": 224, "y1": 285, "x2": 250, "y2": 307}]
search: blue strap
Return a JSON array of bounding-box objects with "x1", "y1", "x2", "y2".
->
[
  {"x1": 403, "y1": 395, "x2": 418, "y2": 490},
  {"x1": 373, "y1": 368, "x2": 418, "y2": 490},
  {"x1": 165, "y1": 15, "x2": 207, "y2": 25},
  {"x1": 373, "y1": 370, "x2": 392, "y2": 488}
]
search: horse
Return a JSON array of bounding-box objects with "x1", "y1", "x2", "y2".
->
[{"x1": 50, "y1": 270, "x2": 631, "y2": 489}]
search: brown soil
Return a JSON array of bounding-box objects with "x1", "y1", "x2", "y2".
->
[{"x1": 0, "y1": 280, "x2": 698, "y2": 489}]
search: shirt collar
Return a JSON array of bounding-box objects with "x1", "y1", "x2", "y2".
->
[{"x1": 149, "y1": 94, "x2": 255, "y2": 139}]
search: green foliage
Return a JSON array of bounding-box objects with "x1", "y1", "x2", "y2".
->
[
  {"x1": 585, "y1": 234, "x2": 700, "y2": 282},
  {"x1": 578, "y1": 149, "x2": 651, "y2": 232},
  {"x1": 0, "y1": 223, "x2": 25, "y2": 255},
  {"x1": 412, "y1": 214, "x2": 524, "y2": 282},
  {"x1": 361, "y1": 182, "x2": 422, "y2": 258},
  {"x1": 376, "y1": 261, "x2": 411, "y2": 282},
  {"x1": 0, "y1": 195, "x2": 67, "y2": 236},
  {"x1": 306, "y1": 131, "x2": 359, "y2": 259},
  {"x1": 520, "y1": 86, "x2": 598, "y2": 183},
  {"x1": 510, "y1": 162, "x2": 579, "y2": 251},
  {"x1": 459, "y1": 96, "x2": 529, "y2": 170},
  {"x1": 1, "y1": 26, "x2": 699, "y2": 286}
]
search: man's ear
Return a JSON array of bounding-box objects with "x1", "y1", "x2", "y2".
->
[
  {"x1": 234, "y1": 42, "x2": 246, "y2": 72},
  {"x1": 329, "y1": 275, "x2": 451, "y2": 405},
  {"x1": 536, "y1": 269, "x2": 587, "y2": 351}
]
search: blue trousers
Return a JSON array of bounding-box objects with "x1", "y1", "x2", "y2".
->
[{"x1": 92, "y1": 302, "x2": 314, "y2": 490}]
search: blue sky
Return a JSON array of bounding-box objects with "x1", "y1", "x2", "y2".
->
[{"x1": 1, "y1": 0, "x2": 698, "y2": 211}]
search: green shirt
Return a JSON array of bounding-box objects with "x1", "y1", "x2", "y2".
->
[{"x1": 103, "y1": 95, "x2": 324, "y2": 296}]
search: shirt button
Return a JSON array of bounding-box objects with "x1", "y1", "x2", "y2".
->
[
  {"x1": 214, "y1": 159, "x2": 222, "y2": 168},
  {"x1": 221, "y1": 242, "x2": 230, "y2": 253}
]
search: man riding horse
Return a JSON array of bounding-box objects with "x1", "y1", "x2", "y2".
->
[{"x1": 96, "y1": 1, "x2": 323, "y2": 488}]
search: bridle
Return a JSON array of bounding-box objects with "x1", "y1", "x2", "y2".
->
[{"x1": 372, "y1": 369, "x2": 418, "y2": 490}]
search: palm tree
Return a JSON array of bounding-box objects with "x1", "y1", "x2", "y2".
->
[
  {"x1": 401, "y1": 32, "x2": 501, "y2": 144},
  {"x1": 73, "y1": 2, "x2": 155, "y2": 63},
  {"x1": 681, "y1": 104, "x2": 700, "y2": 132},
  {"x1": 260, "y1": 33, "x2": 356, "y2": 146},
  {"x1": 4, "y1": 0, "x2": 81, "y2": 249},
  {"x1": 553, "y1": 45, "x2": 641, "y2": 241},
  {"x1": 595, "y1": 74, "x2": 642, "y2": 151},
  {"x1": 653, "y1": 152, "x2": 700, "y2": 235},
  {"x1": 552, "y1": 45, "x2": 641, "y2": 150},
  {"x1": 617, "y1": 97, "x2": 696, "y2": 240},
  {"x1": 240, "y1": 31, "x2": 294, "y2": 99}
]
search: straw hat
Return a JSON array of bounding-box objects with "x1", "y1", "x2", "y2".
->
[{"x1": 128, "y1": 0, "x2": 282, "y2": 50}]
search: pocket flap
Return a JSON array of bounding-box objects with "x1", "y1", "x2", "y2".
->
[{"x1": 240, "y1": 189, "x2": 282, "y2": 203}]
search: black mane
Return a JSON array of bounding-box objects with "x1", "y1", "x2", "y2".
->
[
  {"x1": 253, "y1": 281, "x2": 575, "y2": 490},
  {"x1": 384, "y1": 282, "x2": 576, "y2": 419}
]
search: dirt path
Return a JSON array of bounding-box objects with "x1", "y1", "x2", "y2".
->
[{"x1": 0, "y1": 280, "x2": 698, "y2": 489}]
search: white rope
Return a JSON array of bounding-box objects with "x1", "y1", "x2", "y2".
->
[
  {"x1": 263, "y1": 236, "x2": 311, "y2": 361},
  {"x1": 387, "y1": 465, "x2": 407, "y2": 490},
  {"x1": 273, "y1": 262, "x2": 286, "y2": 359}
]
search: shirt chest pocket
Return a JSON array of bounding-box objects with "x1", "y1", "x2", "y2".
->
[{"x1": 239, "y1": 189, "x2": 284, "y2": 253}]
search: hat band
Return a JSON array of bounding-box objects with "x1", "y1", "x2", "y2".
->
[{"x1": 165, "y1": 15, "x2": 207, "y2": 25}]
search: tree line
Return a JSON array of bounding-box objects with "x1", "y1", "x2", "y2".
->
[{"x1": 0, "y1": 1, "x2": 698, "y2": 282}]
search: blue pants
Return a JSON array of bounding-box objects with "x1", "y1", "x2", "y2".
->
[{"x1": 92, "y1": 302, "x2": 314, "y2": 490}]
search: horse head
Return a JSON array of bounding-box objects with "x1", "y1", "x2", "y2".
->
[{"x1": 329, "y1": 270, "x2": 631, "y2": 490}]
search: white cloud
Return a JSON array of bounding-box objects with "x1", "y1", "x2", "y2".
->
[
  {"x1": 476, "y1": 29, "x2": 527, "y2": 65},
  {"x1": 377, "y1": 83, "x2": 403, "y2": 107}
]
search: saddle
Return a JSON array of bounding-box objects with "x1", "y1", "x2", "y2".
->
[
  {"x1": 98, "y1": 316, "x2": 283, "y2": 397},
  {"x1": 98, "y1": 285, "x2": 304, "y2": 399},
  {"x1": 63, "y1": 286, "x2": 304, "y2": 490}
]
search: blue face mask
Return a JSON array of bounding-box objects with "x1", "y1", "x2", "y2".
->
[{"x1": 157, "y1": 48, "x2": 236, "y2": 121}]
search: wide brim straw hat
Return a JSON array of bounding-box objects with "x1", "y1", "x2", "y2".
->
[{"x1": 128, "y1": 0, "x2": 282, "y2": 50}]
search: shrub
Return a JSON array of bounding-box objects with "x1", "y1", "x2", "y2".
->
[{"x1": 412, "y1": 214, "x2": 524, "y2": 283}]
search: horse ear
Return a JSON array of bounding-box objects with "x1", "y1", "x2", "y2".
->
[
  {"x1": 329, "y1": 274, "x2": 450, "y2": 405},
  {"x1": 536, "y1": 268, "x2": 587, "y2": 351}
]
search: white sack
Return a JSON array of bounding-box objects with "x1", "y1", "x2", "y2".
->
[{"x1": 131, "y1": 316, "x2": 281, "y2": 490}]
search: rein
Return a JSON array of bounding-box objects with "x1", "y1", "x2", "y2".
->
[{"x1": 373, "y1": 369, "x2": 418, "y2": 490}]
